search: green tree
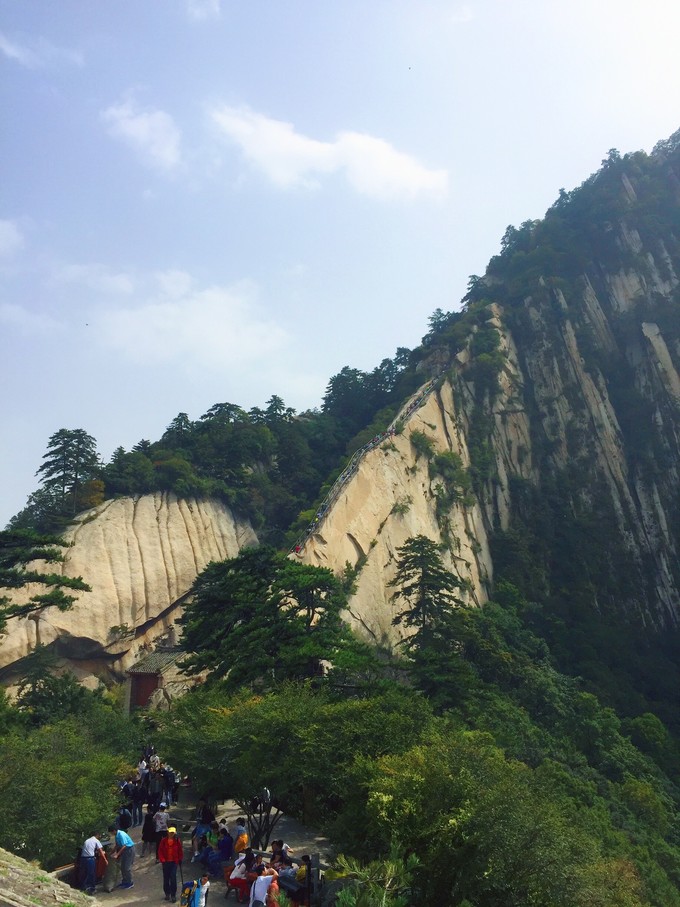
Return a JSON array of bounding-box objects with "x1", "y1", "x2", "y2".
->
[
  {"x1": 179, "y1": 547, "x2": 356, "y2": 688},
  {"x1": 162, "y1": 412, "x2": 194, "y2": 446},
  {"x1": 157, "y1": 683, "x2": 432, "y2": 830},
  {"x1": 388, "y1": 535, "x2": 467, "y2": 643},
  {"x1": 102, "y1": 446, "x2": 155, "y2": 496},
  {"x1": 0, "y1": 528, "x2": 91, "y2": 634},
  {"x1": 335, "y1": 846, "x2": 421, "y2": 907},
  {"x1": 35, "y1": 428, "x2": 100, "y2": 517},
  {"x1": 0, "y1": 719, "x2": 126, "y2": 869},
  {"x1": 15, "y1": 645, "x2": 94, "y2": 727}
]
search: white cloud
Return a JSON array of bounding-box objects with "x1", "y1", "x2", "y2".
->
[
  {"x1": 210, "y1": 105, "x2": 449, "y2": 200},
  {"x1": 0, "y1": 31, "x2": 83, "y2": 68},
  {"x1": 101, "y1": 99, "x2": 181, "y2": 172},
  {"x1": 336, "y1": 131, "x2": 449, "y2": 200},
  {"x1": 187, "y1": 0, "x2": 221, "y2": 21},
  {"x1": 95, "y1": 278, "x2": 289, "y2": 370},
  {"x1": 211, "y1": 106, "x2": 335, "y2": 189},
  {"x1": 54, "y1": 263, "x2": 135, "y2": 295},
  {"x1": 0, "y1": 303, "x2": 60, "y2": 334},
  {"x1": 155, "y1": 269, "x2": 193, "y2": 298},
  {"x1": 0, "y1": 220, "x2": 25, "y2": 258}
]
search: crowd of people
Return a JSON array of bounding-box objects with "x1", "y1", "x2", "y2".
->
[{"x1": 78, "y1": 745, "x2": 313, "y2": 906}]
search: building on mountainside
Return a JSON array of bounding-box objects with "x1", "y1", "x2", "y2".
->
[{"x1": 126, "y1": 646, "x2": 186, "y2": 711}]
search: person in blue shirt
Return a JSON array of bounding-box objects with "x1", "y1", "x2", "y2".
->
[{"x1": 108, "y1": 824, "x2": 135, "y2": 889}]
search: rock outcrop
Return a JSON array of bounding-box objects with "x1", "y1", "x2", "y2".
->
[
  {"x1": 0, "y1": 493, "x2": 257, "y2": 681},
  {"x1": 0, "y1": 846, "x2": 91, "y2": 907},
  {"x1": 301, "y1": 226, "x2": 680, "y2": 639}
]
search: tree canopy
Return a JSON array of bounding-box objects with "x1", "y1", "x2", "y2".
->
[
  {"x1": 179, "y1": 546, "x2": 360, "y2": 688},
  {"x1": 388, "y1": 535, "x2": 467, "y2": 643}
]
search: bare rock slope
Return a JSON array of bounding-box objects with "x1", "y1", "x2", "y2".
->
[{"x1": 0, "y1": 493, "x2": 257, "y2": 680}]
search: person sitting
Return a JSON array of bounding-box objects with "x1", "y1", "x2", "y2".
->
[
  {"x1": 269, "y1": 840, "x2": 293, "y2": 869},
  {"x1": 192, "y1": 800, "x2": 216, "y2": 858},
  {"x1": 227, "y1": 853, "x2": 250, "y2": 902},
  {"x1": 232, "y1": 817, "x2": 249, "y2": 854},
  {"x1": 276, "y1": 858, "x2": 304, "y2": 902},
  {"x1": 194, "y1": 821, "x2": 221, "y2": 869},
  {"x1": 218, "y1": 828, "x2": 234, "y2": 864}
]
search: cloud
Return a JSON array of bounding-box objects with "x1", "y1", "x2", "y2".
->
[
  {"x1": 101, "y1": 99, "x2": 181, "y2": 172},
  {"x1": 54, "y1": 263, "x2": 135, "y2": 295},
  {"x1": 0, "y1": 31, "x2": 83, "y2": 68},
  {"x1": 0, "y1": 303, "x2": 60, "y2": 334},
  {"x1": 336, "y1": 131, "x2": 449, "y2": 201},
  {"x1": 186, "y1": 0, "x2": 221, "y2": 21},
  {"x1": 210, "y1": 105, "x2": 448, "y2": 200},
  {"x1": 95, "y1": 277, "x2": 289, "y2": 370},
  {"x1": 0, "y1": 220, "x2": 25, "y2": 258}
]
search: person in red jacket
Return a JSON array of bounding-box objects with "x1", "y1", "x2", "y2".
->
[{"x1": 158, "y1": 826, "x2": 184, "y2": 902}]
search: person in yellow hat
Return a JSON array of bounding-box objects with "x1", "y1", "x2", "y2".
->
[{"x1": 158, "y1": 826, "x2": 184, "y2": 902}]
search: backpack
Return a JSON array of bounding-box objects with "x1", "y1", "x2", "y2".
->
[{"x1": 180, "y1": 880, "x2": 197, "y2": 907}]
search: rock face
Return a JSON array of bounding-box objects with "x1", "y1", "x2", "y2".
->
[
  {"x1": 300, "y1": 303, "x2": 680, "y2": 640},
  {"x1": 301, "y1": 185, "x2": 680, "y2": 640},
  {"x1": 0, "y1": 846, "x2": 92, "y2": 907},
  {"x1": 0, "y1": 493, "x2": 257, "y2": 680},
  {"x1": 301, "y1": 381, "x2": 491, "y2": 644}
]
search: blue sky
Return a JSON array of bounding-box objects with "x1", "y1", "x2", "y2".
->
[{"x1": 1, "y1": 0, "x2": 679, "y2": 525}]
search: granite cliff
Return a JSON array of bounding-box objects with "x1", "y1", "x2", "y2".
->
[
  {"x1": 300, "y1": 136, "x2": 680, "y2": 650},
  {"x1": 0, "y1": 493, "x2": 257, "y2": 682}
]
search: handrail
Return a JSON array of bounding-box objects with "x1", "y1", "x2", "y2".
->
[{"x1": 291, "y1": 374, "x2": 441, "y2": 555}]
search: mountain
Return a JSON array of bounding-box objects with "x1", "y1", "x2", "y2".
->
[{"x1": 3, "y1": 130, "x2": 680, "y2": 722}]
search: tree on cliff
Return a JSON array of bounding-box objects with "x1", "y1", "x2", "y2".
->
[
  {"x1": 179, "y1": 546, "x2": 359, "y2": 688},
  {"x1": 389, "y1": 535, "x2": 467, "y2": 645},
  {"x1": 0, "y1": 528, "x2": 91, "y2": 634},
  {"x1": 36, "y1": 428, "x2": 100, "y2": 516}
]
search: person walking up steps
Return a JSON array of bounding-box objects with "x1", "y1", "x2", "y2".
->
[
  {"x1": 159, "y1": 825, "x2": 184, "y2": 902},
  {"x1": 108, "y1": 824, "x2": 135, "y2": 889}
]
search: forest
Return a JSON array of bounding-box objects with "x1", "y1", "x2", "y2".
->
[{"x1": 3, "y1": 130, "x2": 680, "y2": 905}]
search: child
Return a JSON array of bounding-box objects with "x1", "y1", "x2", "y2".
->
[{"x1": 197, "y1": 872, "x2": 210, "y2": 907}]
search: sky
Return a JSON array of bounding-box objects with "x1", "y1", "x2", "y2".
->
[{"x1": 1, "y1": 0, "x2": 679, "y2": 526}]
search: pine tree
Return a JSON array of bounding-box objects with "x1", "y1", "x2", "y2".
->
[
  {"x1": 389, "y1": 535, "x2": 467, "y2": 644},
  {"x1": 0, "y1": 528, "x2": 91, "y2": 633},
  {"x1": 35, "y1": 428, "x2": 99, "y2": 516}
]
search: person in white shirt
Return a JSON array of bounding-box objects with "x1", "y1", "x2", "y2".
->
[
  {"x1": 154, "y1": 803, "x2": 171, "y2": 861},
  {"x1": 197, "y1": 872, "x2": 210, "y2": 907},
  {"x1": 81, "y1": 833, "x2": 107, "y2": 895},
  {"x1": 249, "y1": 865, "x2": 278, "y2": 907}
]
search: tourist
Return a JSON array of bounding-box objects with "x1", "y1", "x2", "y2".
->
[
  {"x1": 196, "y1": 872, "x2": 210, "y2": 907},
  {"x1": 141, "y1": 804, "x2": 156, "y2": 856},
  {"x1": 108, "y1": 823, "x2": 135, "y2": 890},
  {"x1": 154, "y1": 802, "x2": 171, "y2": 861},
  {"x1": 80, "y1": 832, "x2": 107, "y2": 895},
  {"x1": 248, "y1": 864, "x2": 277, "y2": 907},
  {"x1": 158, "y1": 825, "x2": 184, "y2": 902}
]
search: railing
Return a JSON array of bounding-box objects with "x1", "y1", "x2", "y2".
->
[{"x1": 291, "y1": 374, "x2": 441, "y2": 554}]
